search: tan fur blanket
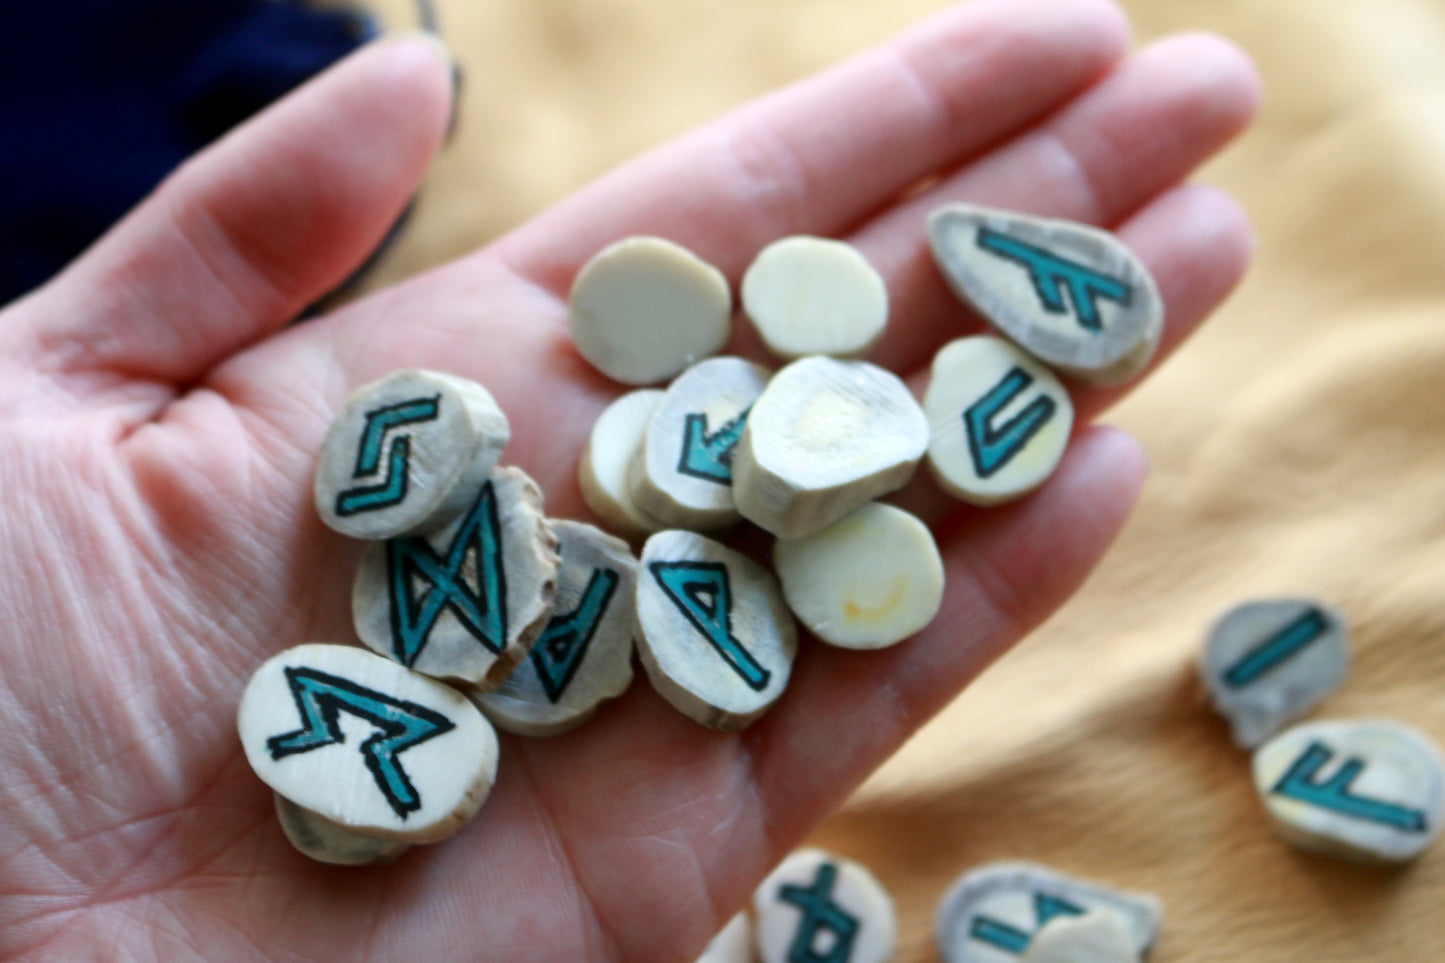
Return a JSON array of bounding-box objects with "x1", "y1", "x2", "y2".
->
[{"x1": 359, "y1": 0, "x2": 1445, "y2": 957}]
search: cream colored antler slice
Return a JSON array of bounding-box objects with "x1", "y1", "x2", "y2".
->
[
  {"x1": 273, "y1": 793, "x2": 412, "y2": 866},
  {"x1": 742, "y1": 235, "x2": 888, "y2": 360},
  {"x1": 1253, "y1": 719, "x2": 1445, "y2": 863},
  {"x1": 924, "y1": 335, "x2": 1073, "y2": 506},
  {"x1": 353, "y1": 466, "x2": 560, "y2": 689},
  {"x1": 635, "y1": 529, "x2": 797, "y2": 731},
  {"x1": 629, "y1": 357, "x2": 771, "y2": 530},
  {"x1": 474, "y1": 520, "x2": 637, "y2": 737},
  {"x1": 733, "y1": 356, "x2": 927, "y2": 539},
  {"x1": 753, "y1": 848, "x2": 896, "y2": 963},
  {"x1": 928, "y1": 204, "x2": 1162, "y2": 386},
  {"x1": 1200, "y1": 598, "x2": 1349, "y2": 749},
  {"x1": 579, "y1": 388, "x2": 670, "y2": 540},
  {"x1": 238, "y1": 643, "x2": 499, "y2": 844},
  {"x1": 774, "y1": 502, "x2": 943, "y2": 650},
  {"x1": 569, "y1": 236, "x2": 732, "y2": 385},
  {"x1": 695, "y1": 913, "x2": 753, "y2": 963},
  {"x1": 1021, "y1": 912, "x2": 1142, "y2": 963},
  {"x1": 314, "y1": 369, "x2": 509, "y2": 540}
]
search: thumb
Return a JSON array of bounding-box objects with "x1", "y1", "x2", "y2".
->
[{"x1": 13, "y1": 34, "x2": 454, "y2": 391}]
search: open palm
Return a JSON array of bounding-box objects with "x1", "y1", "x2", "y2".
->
[{"x1": 0, "y1": 1, "x2": 1258, "y2": 959}]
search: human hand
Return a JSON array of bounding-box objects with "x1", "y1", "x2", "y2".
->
[{"x1": 0, "y1": 1, "x2": 1258, "y2": 959}]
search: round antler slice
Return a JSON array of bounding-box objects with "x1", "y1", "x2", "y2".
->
[
  {"x1": 1200, "y1": 598, "x2": 1349, "y2": 749},
  {"x1": 928, "y1": 204, "x2": 1162, "y2": 386},
  {"x1": 274, "y1": 794, "x2": 412, "y2": 866},
  {"x1": 569, "y1": 236, "x2": 732, "y2": 385},
  {"x1": 1253, "y1": 719, "x2": 1445, "y2": 862},
  {"x1": 629, "y1": 356, "x2": 771, "y2": 530},
  {"x1": 774, "y1": 502, "x2": 943, "y2": 650},
  {"x1": 238, "y1": 643, "x2": 499, "y2": 844},
  {"x1": 474, "y1": 521, "x2": 638, "y2": 737},
  {"x1": 696, "y1": 913, "x2": 753, "y2": 963},
  {"x1": 935, "y1": 861, "x2": 1161, "y2": 963},
  {"x1": 1021, "y1": 912, "x2": 1142, "y2": 963},
  {"x1": 753, "y1": 848, "x2": 897, "y2": 963},
  {"x1": 353, "y1": 466, "x2": 560, "y2": 688},
  {"x1": 733, "y1": 356, "x2": 927, "y2": 538},
  {"x1": 579, "y1": 389, "x2": 670, "y2": 540},
  {"x1": 635, "y1": 530, "x2": 797, "y2": 731},
  {"x1": 924, "y1": 336, "x2": 1073, "y2": 506},
  {"x1": 314, "y1": 369, "x2": 510, "y2": 540},
  {"x1": 742, "y1": 235, "x2": 888, "y2": 359}
]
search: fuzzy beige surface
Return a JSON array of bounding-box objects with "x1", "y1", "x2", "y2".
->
[{"x1": 358, "y1": 0, "x2": 1445, "y2": 958}]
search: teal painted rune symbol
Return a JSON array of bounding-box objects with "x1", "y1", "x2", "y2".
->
[
  {"x1": 1222, "y1": 607, "x2": 1330, "y2": 689},
  {"x1": 386, "y1": 481, "x2": 507, "y2": 667},
  {"x1": 1272, "y1": 741, "x2": 1429, "y2": 832},
  {"x1": 969, "y1": 893, "x2": 1086, "y2": 954},
  {"x1": 336, "y1": 395, "x2": 442, "y2": 516},
  {"x1": 650, "y1": 561, "x2": 770, "y2": 690},
  {"x1": 677, "y1": 407, "x2": 751, "y2": 485},
  {"x1": 531, "y1": 567, "x2": 621, "y2": 703},
  {"x1": 267, "y1": 666, "x2": 455, "y2": 818},
  {"x1": 976, "y1": 227, "x2": 1132, "y2": 332},
  {"x1": 779, "y1": 862, "x2": 860, "y2": 963},
  {"x1": 964, "y1": 366, "x2": 1057, "y2": 479}
]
